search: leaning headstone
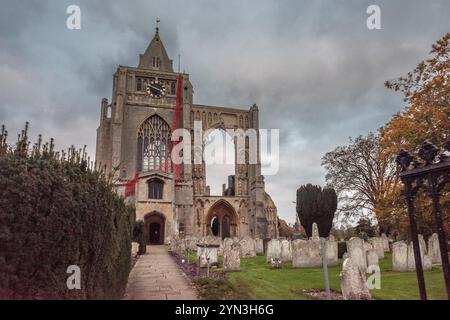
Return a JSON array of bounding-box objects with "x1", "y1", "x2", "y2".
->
[
  {"x1": 240, "y1": 237, "x2": 256, "y2": 258},
  {"x1": 366, "y1": 249, "x2": 379, "y2": 268},
  {"x1": 326, "y1": 237, "x2": 338, "y2": 266},
  {"x1": 381, "y1": 234, "x2": 390, "y2": 252},
  {"x1": 292, "y1": 239, "x2": 322, "y2": 268},
  {"x1": 370, "y1": 237, "x2": 385, "y2": 259},
  {"x1": 340, "y1": 258, "x2": 371, "y2": 300},
  {"x1": 347, "y1": 237, "x2": 367, "y2": 273},
  {"x1": 280, "y1": 240, "x2": 292, "y2": 261},
  {"x1": 255, "y1": 238, "x2": 264, "y2": 255},
  {"x1": 223, "y1": 242, "x2": 241, "y2": 272},
  {"x1": 392, "y1": 241, "x2": 408, "y2": 272},
  {"x1": 312, "y1": 222, "x2": 320, "y2": 240},
  {"x1": 266, "y1": 239, "x2": 282, "y2": 262},
  {"x1": 428, "y1": 233, "x2": 442, "y2": 265}
]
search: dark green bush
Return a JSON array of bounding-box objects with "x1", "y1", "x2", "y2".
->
[
  {"x1": 0, "y1": 124, "x2": 134, "y2": 300},
  {"x1": 337, "y1": 241, "x2": 347, "y2": 258},
  {"x1": 133, "y1": 220, "x2": 146, "y2": 255}
]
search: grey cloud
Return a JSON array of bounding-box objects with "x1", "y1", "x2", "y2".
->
[{"x1": 0, "y1": 0, "x2": 449, "y2": 223}]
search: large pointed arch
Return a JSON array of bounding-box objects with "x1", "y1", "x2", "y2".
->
[
  {"x1": 137, "y1": 115, "x2": 171, "y2": 172},
  {"x1": 205, "y1": 199, "x2": 238, "y2": 239}
]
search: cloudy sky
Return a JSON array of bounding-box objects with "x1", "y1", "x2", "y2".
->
[{"x1": 1, "y1": 0, "x2": 449, "y2": 223}]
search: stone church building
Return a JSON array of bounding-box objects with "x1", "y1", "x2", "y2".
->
[{"x1": 96, "y1": 24, "x2": 279, "y2": 245}]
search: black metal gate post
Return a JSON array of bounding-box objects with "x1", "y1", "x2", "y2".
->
[
  {"x1": 428, "y1": 173, "x2": 450, "y2": 299},
  {"x1": 397, "y1": 140, "x2": 450, "y2": 301},
  {"x1": 404, "y1": 180, "x2": 427, "y2": 300}
]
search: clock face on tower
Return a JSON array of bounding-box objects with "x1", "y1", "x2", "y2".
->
[{"x1": 146, "y1": 79, "x2": 166, "y2": 98}]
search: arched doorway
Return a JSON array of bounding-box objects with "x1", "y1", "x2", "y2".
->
[
  {"x1": 206, "y1": 200, "x2": 238, "y2": 239},
  {"x1": 144, "y1": 212, "x2": 166, "y2": 245}
]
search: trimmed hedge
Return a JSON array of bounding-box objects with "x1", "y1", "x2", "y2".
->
[{"x1": 0, "y1": 124, "x2": 134, "y2": 299}]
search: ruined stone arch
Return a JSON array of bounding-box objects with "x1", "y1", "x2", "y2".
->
[{"x1": 205, "y1": 199, "x2": 238, "y2": 239}]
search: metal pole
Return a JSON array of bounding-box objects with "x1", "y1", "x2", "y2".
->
[
  {"x1": 428, "y1": 174, "x2": 450, "y2": 299},
  {"x1": 320, "y1": 237, "x2": 331, "y2": 300},
  {"x1": 404, "y1": 180, "x2": 427, "y2": 300}
]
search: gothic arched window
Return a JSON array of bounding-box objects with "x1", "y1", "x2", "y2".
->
[
  {"x1": 148, "y1": 179, "x2": 164, "y2": 199},
  {"x1": 137, "y1": 115, "x2": 171, "y2": 172}
]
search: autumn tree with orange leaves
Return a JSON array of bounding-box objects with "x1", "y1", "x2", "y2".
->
[
  {"x1": 380, "y1": 33, "x2": 450, "y2": 238},
  {"x1": 323, "y1": 33, "x2": 450, "y2": 239}
]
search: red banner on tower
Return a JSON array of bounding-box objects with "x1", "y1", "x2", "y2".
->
[
  {"x1": 124, "y1": 172, "x2": 140, "y2": 197},
  {"x1": 168, "y1": 73, "x2": 184, "y2": 182}
]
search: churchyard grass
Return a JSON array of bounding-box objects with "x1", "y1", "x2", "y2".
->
[{"x1": 193, "y1": 253, "x2": 448, "y2": 300}]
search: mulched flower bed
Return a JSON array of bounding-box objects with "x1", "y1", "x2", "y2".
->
[{"x1": 169, "y1": 251, "x2": 227, "y2": 281}]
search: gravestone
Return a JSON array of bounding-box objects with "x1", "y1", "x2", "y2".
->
[
  {"x1": 223, "y1": 238, "x2": 234, "y2": 253},
  {"x1": 366, "y1": 249, "x2": 379, "y2": 267},
  {"x1": 326, "y1": 237, "x2": 338, "y2": 266},
  {"x1": 263, "y1": 238, "x2": 271, "y2": 254},
  {"x1": 363, "y1": 242, "x2": 373, "y2": 252},
  {"x1": 266, "y1": 239, "x2": 282, "y2": 262},
  {"x1": 418, "y1": 234, "x2": 427, "y2": 256},
  {"x1": 240, "y1": 237, "x2": 256, "y2": 258},
  {"x1": 280, "y1": 240, "x2": 292, "y2": 261},
  {"x1": 347, "y1": 237, "x2": 367, "y2": 273},
  {"x1": 292, "y1": 239, "x2": 322, "y2": 268},
  {"x1": 381, "y1": 233, "x2": 390, "y2": 252},
  {"x1": 197, "y1": 244, "x2": 219, "y2": 268},
  {"x1": 223, "y1": 241, "x2": 241, "y2": 272},
  {"x1": 370, "y1": 237, "x2": 385, "y2": 259},
  {"x1": 428, "y1": 233, "x2": 442, "y2": 264},
  {"x1": 423, "y1": 254, "x2": 433, "y2": 271},
  {"x1": 408, "y1": 241, "x2": 423, "y2": 271},
  {"x1": 255, "y1": 238, "x2": 264, "y2": 255},
  {"x1": 392, "y1": 241, "x2": 408, "y2": 272},
  {"x1": 340, "y1": 257, "x2": 371, "y2": 300},
  {"x1": 312, "y1": 222, "x2": 320, "y2": 240}
]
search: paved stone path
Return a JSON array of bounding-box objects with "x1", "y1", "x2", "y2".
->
[{"x1": 123, "y1": 245, "x2": 198, "y2": 300}]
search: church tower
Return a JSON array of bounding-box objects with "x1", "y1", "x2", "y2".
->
[{"x1": 95, "y1": 20, "x2": 278, "y2": 245}]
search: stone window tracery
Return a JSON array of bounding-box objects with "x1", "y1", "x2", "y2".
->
[{"x1": 137, "y1": 115, "x2": 171, "y2": 172}]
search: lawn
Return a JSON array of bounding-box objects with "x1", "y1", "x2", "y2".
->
[{"x1": 189, "y1": 252, "x2": 448, "y2": 300}]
